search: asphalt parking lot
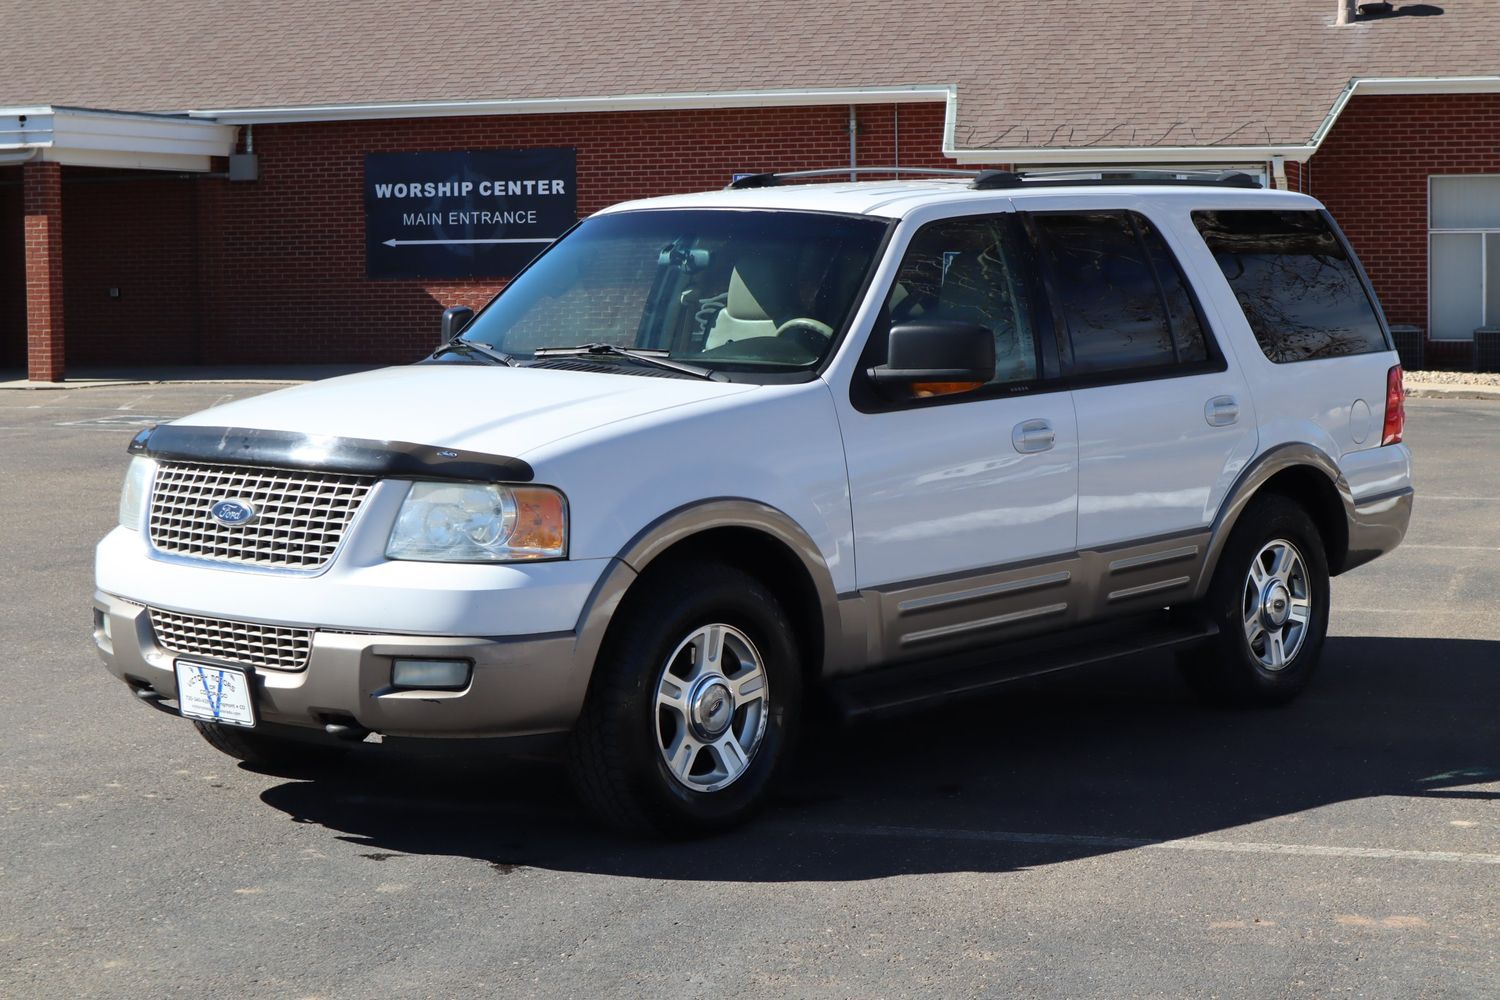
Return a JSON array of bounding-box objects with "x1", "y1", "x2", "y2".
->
[{"x1": 1, "y1": 384, "x2": 1496, "y2": 999}]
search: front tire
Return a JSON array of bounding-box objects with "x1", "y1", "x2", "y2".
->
[
  {"x1": 1180, "y1": 494, "x2": 1331, "y2": 706},
  {"x1": 566, "y1": 562, "x2": 802, "y2": 836}
]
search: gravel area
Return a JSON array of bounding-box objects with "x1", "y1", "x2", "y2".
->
[{"x1": 1405, "y1": 369, "x2": 1500, "y2": 387}]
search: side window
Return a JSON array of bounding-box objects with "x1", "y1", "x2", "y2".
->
[
  {"x1": 885, "y1": 215, "x2": 1040, "y2": 389},
  {"x1": 1192, "y1": 209, "x2": 1390, "y2": 363},
  {"x1": 1032, "y1": 211, "x2": 1209, "y2": 376}
]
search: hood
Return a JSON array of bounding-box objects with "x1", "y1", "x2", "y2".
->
[{"x1": 172, "y1": 363, "x2": 758, "y2": 456}]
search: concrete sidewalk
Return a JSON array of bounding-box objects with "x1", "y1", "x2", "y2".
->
[{"x1": 0, "y1": 364, "x2": 376, "y2": 390}]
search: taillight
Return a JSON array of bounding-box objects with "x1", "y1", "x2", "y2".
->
[{"x1": 1381, "y1": 365, "x2": 1405, "y2": 446}]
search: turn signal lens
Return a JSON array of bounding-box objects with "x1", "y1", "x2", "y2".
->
[{"x1": 1381, "y1": 365, "x2": 1405, "y2": 446}]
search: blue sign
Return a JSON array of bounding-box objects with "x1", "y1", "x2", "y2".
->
[{"x1": 364, "y1": 149, "x2": 577, "y2": 279}]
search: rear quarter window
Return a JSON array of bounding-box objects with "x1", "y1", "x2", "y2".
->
[{"x1": 1192, "y1": 209, "x2": 1390, "y2": 363}]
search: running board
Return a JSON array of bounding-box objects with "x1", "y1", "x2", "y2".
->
[{"x1": 827, "y1": 612, "x2": 1219, "y2": 724}]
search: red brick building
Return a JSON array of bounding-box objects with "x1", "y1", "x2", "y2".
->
[{"x1": 2, "y1": 0, "x2": 1498, "y2": 380}]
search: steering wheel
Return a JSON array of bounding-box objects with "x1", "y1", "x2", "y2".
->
[{"x1": 774, "y1": 317, "x2": 835, "y2": 355}]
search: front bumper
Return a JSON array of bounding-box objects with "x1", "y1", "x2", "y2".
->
[{"x1": 93, "y1": 591, "x2": 592, "y2": 738}]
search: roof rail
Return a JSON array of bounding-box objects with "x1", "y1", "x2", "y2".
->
[
  {"x1": 973, "y1": 168, "x2": 1262, "y2": 190},
  {"x1": 726, "y1": 167, "x2": 980, "y2": 189},
  {"x1": 727, "y1": 166, "x2": 1263, "y2": 192}
]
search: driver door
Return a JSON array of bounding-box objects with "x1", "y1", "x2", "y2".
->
[{"x1": 832, "y1": 211, "x2": 1081, "y2": 655}]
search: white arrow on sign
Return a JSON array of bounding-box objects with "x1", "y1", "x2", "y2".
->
[{"x1": 382, "y1": 237, "x2": 554, "y2": 247}]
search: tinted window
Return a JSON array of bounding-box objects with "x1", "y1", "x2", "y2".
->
[
  {"x1": 885, "y1": 215, "x2": 1040, "y2": 387},
  {"x1": 1192, "y1": 210, "x2": 1389, "y2": 363},
  {"x1": 1138, "y1": 216, "x2": 1209, "y2": 364},
  {"x1": 1034, "y1": 213, "x2": 1179, "y2": 374}
]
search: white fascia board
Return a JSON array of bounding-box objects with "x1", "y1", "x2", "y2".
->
[
  {"x1": 0, "y1": 108, "x2": 55, "y2": 150},
  {"x1": 0, "y1": 105, "x2": 234, "y2": 169},
  {"x1": 188, "y1": 86, "x2": 955, "y2": 124},
  {"x1": 37, "y1": 148, "x2": 215, "y2": 172}
]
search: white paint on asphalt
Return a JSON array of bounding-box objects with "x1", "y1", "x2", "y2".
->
[{"x1": 795, "y1": 823, "x2": 1500, "y2": 866}]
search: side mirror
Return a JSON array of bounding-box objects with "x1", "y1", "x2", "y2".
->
[
  {"x1": 868, "y1": 320, "x2": 995, "y2": 386},
  {"x1": 440, "y1": 305, "x2": 475, "y2": 345}
]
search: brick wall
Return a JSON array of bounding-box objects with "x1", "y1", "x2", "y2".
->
[
  {"x1": 1308, "y1": 92, "x2": 1500, "y2": 368},
  {"x1": 192, "y1": 102, "x2": 953, "y2": 365},
  {"x1": 23, "y1": 161, "x2": 65, "y2": 381},
  {"x1": 34, "y1": 95, "x2": 1493, "y2": 370}
]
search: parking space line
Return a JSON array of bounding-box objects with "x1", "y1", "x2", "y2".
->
[
  {"x1": 1398, "y1": 544, "x2": 1499, "y2": 551},
  {"x1": 793, "y1": 823, "x2": 1500, "y2": 866}
]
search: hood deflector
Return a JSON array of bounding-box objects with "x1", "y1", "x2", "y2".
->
[{"x1": 128, "y1": 424, "x2": 535, "y2": 484}]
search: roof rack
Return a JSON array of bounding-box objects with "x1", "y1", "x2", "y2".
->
[
  {"x1": 726, "y1": 166, "x2": 1262, "y2": 191},
  {"x1": 727, "y1": 167, "x2": 982, "y2": 189}
]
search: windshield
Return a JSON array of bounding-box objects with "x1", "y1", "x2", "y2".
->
[{"x1": 459, "y1": 209, "x2": 890, "y2": 375}]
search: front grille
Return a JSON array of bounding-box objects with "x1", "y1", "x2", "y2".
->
[
  {"x1": 148, "y1": 461, "x2": 375, "y2": 570},
  {"x1": 149, "y1": 607, "x2": 312, "y2": 671}
]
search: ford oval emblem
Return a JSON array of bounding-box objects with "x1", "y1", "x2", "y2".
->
[{"x1": 209, "y1": 498, "x2": 257, "y2": 526}]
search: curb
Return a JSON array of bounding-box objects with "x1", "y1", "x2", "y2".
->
[
  {"x1": 0, "y1": 378, "x2": 309, "y2": 391},
  {"x1": 1405, "y1": 383, "x2": 1500, "y2": 401}
]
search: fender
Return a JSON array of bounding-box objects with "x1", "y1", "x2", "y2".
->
[
  {"x1": 569, "y1": 498, "x2": 851, "y2": 682},
  {"x1": 1196, "y1": 442, "x2": 1354, "y2": 599}
]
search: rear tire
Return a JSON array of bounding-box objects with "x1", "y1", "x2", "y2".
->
[
  {"x1": 1180, "y1": 494, "x2": 1331, "y2": 707},
  {"x1": 566, "y1": 561, "x2": 802, "y2": 837},
  {"x1": 193, "y1": 720, "x2": 352, "y2": 773}
]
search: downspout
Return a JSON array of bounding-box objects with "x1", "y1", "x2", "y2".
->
[
  {"x1": 848, "y1": 105, "x2": 857, "y2": 181},
  {"x1": 1271, "y1": 155, "x2": 1289, "y2": 191},
  {"x1": 0, "y1": 149, "x2": 40, "y2": 166},
  {"x1": 894, "y1": 105, "x2": 900, "y2": 179},
  {"x1": 1336, "y1": 0, "x2": 1355, "y2": 25}
]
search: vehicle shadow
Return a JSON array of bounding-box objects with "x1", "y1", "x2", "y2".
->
[{"x1": 257, "y1": 636, "x2": 1500, "y2": 881}]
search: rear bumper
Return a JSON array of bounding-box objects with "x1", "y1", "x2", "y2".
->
[
  {"x1": 1342, "y1": 487, "x2": 1414, "y2": 574},
  {"x1": 92, "y1": 591, "x2": 592, "y2": 738}
]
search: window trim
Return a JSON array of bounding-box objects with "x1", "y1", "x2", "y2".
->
[{"x1": 1027, "y1": 208, "x2": 1229, "y2": 388}]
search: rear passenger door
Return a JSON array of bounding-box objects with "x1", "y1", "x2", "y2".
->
[{"x1": 1027, "y1": 207, "x2": 1258, "y2": 559}]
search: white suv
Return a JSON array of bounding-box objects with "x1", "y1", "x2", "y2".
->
[{"x1": 94, "y1": 169, "x2": 1413, "y2": 835}]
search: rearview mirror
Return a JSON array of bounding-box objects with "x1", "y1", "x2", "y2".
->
[
  {"x1": 868, "y1": 320, "x2": 995, "y2": 386},
  {"x1": 440, "y1": 305, "x2": 475, "y2": 345}
]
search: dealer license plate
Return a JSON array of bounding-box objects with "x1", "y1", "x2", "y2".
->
[{"x1": 174, "y1": 661, "x2": 256, "y2": 728}]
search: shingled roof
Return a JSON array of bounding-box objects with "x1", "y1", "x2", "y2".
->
[{"x1": 1, "y1": 0, "x2": 1495, "y2": 161}]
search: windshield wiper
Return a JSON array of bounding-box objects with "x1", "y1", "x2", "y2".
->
[
  {"x1": 532, "y1": 343, "x2": 726, "y2": 381},
  {"x1": 436, "y1": 338, "x2": 522, "y2": 367}
]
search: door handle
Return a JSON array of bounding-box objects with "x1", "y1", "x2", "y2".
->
[
  {"x1": 1205, "y1": 395, "x2": 1239, "y2": 427},
  {"x1": 1012, "y1": 418, "x2": 1056, "y2": 454}
]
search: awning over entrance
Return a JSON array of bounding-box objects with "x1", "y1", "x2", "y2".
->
[
  {"x1": 2, "y1": 107, "x2": 235, "y2": 381},
  {"x1": 0, "y1": 105, "x2": 235, "y2": 172}
]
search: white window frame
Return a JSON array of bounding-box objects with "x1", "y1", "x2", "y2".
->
[{"x1": 1428, "y1": 174, "x2": 1500, "y2": 341}]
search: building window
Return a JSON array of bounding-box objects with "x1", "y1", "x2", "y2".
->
[{"x1": 1429, "y1": 176, "x2": 1500, "y2": 341}]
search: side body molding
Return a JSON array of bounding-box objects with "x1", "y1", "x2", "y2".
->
[{"x1": 572, "y1": 499, "x2": 861, "y2": 681}]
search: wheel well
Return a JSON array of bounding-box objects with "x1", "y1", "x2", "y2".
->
[
  {"x1": 627, "y1": 527, "x2": 826, "y2": 681},
  {"x1": 1258, "y1": 466, "x2": 1350, "y2": 574}
]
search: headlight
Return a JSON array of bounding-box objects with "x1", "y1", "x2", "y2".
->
[
  {"x1": 386, "y1": 483, "x2": 567, "y2": 562},
  {"x1": 118, "y1": 456, "x2": 155, "y2": 530}
]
